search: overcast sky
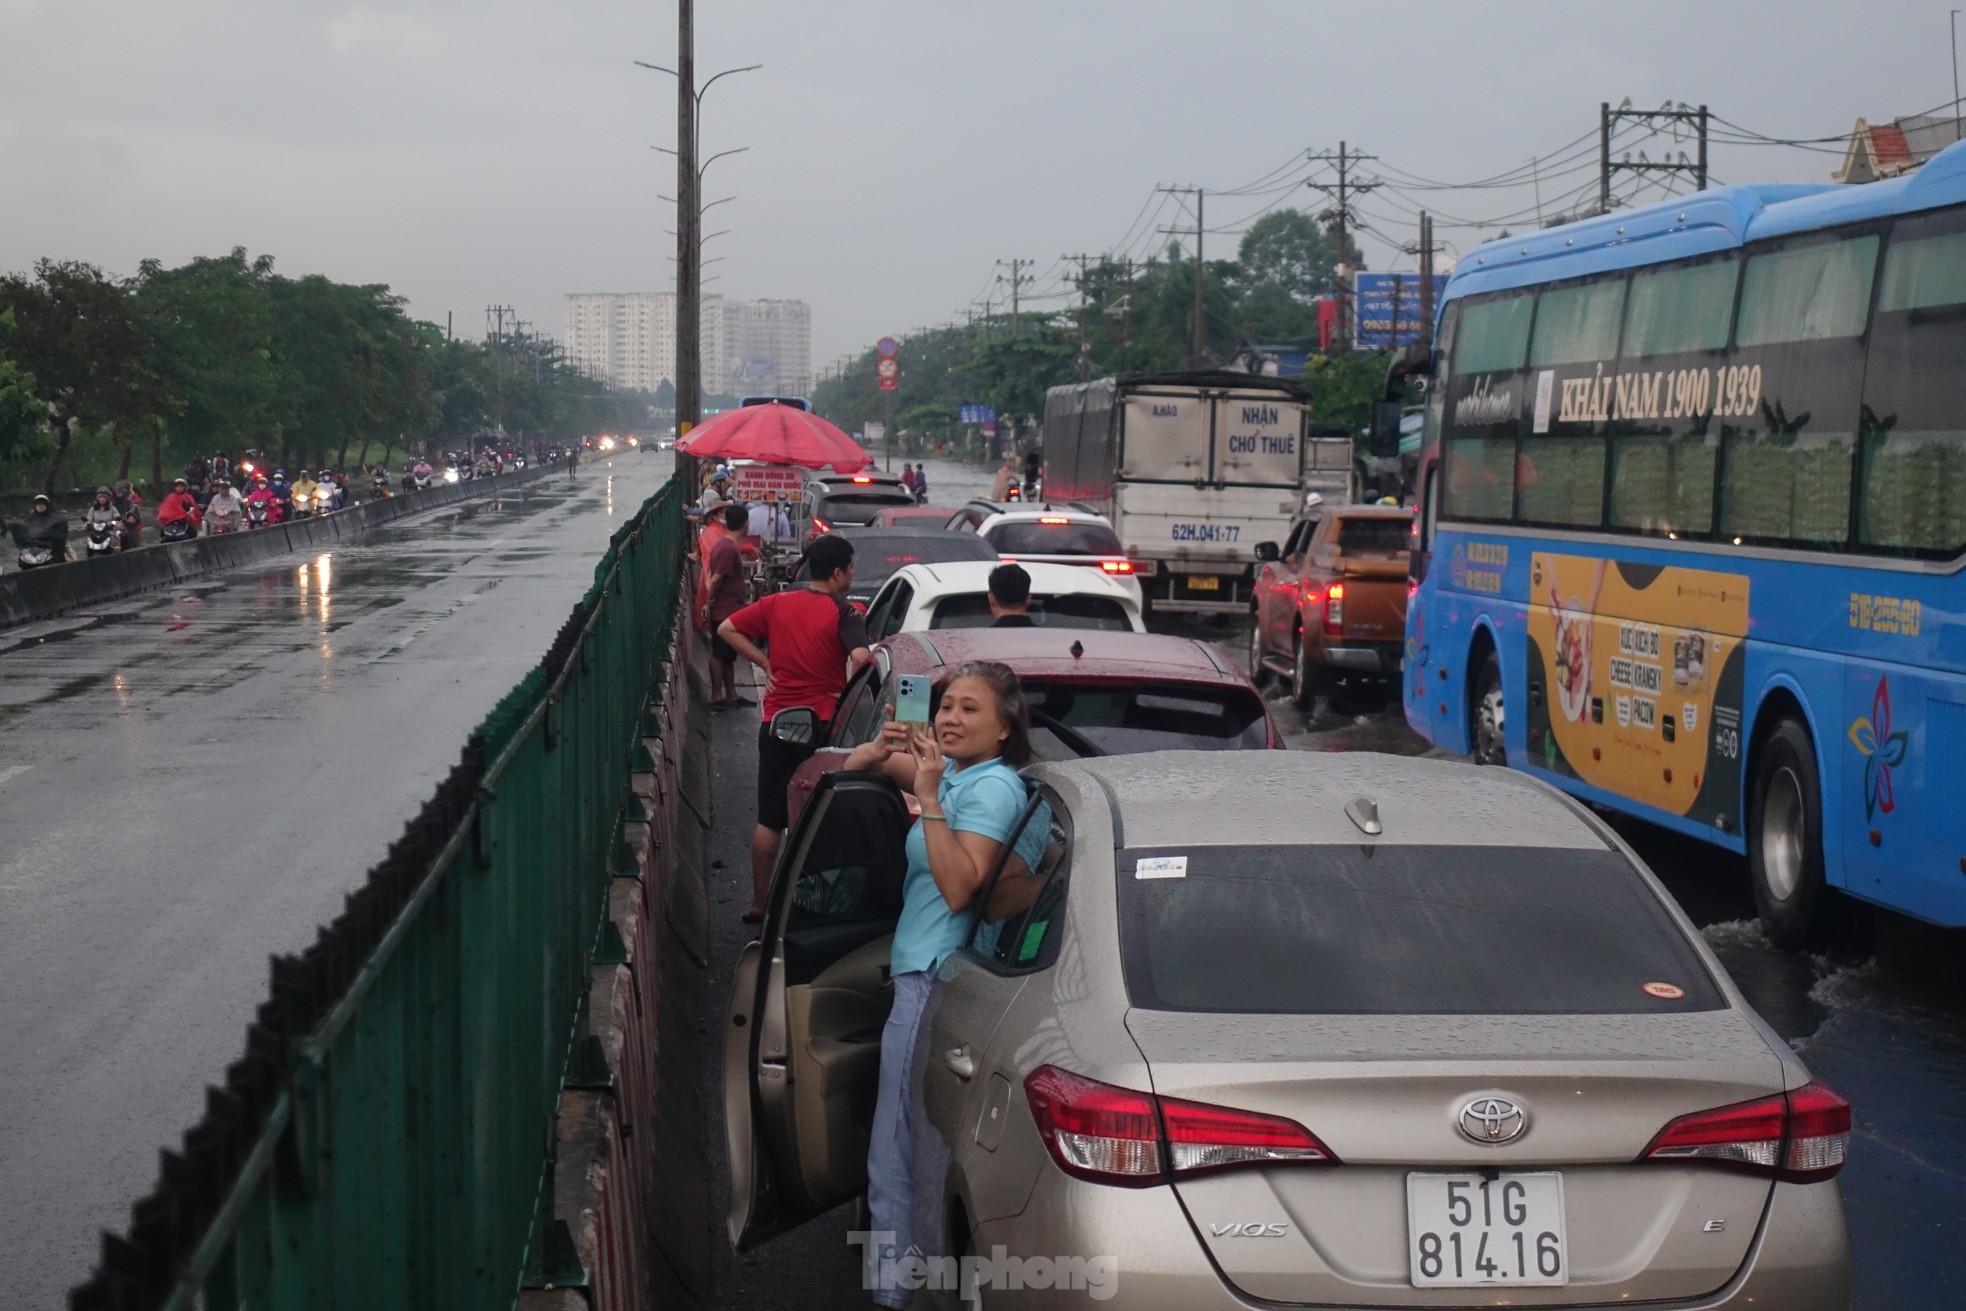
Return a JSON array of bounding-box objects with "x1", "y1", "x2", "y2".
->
[{"x1": 0, "y1": 1, "x2": 1951, "y2": 364}]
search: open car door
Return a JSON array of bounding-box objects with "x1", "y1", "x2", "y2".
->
[{"x1": 725, "y1": 771, "x2": 911, "y2": 1250}]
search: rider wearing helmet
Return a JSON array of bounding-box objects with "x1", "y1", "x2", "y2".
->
[
  {"x1": 5, "y1": 493, "x2": 69, "y2": 558},
  {"x1": 157, "y1": 477, "x2": 203, "y2": 536}
]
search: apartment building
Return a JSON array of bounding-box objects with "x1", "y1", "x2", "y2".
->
[{"x1": 562, "y1": 292, "x2": 810, "y2": 397}]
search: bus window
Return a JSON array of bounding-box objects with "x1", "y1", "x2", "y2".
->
[
  {"x1": 1859, "y1": 219, "x2": 1966, "y2": 556},
  {"x1": 1451, "y1": 292, "x2": 1535, "y2": 375},
  {"x1": 1606, "y1": 257, "x2": 1737, "y2": 536},
  {"x1": 1736, "y1": 236, "x2": 1878, "y2": 347},
  {"x1": 1444, "y1": 437, "x2": 1517, "y2": 521},
  {"x1": 1529, "y1": 277, "x2": 1626, "y2": 367},
  {"x1": 1622, "y1": 257, "x2": 1739, "y2": 358},
  {"x1": 1719, "y1": 234, "x2": 1878, "y2": 547}
]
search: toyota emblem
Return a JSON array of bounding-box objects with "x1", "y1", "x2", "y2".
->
[{"x1": 1459, "y1": 1096, "x2": 1527, "y2": 1145}]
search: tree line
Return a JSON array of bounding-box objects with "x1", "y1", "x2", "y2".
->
[
  {"x1": 811, "y1": 208, "x2": 1398, "y2": 450},
  {"x1": 0, "y1": 249, "x2": 645, "y2": 496}
]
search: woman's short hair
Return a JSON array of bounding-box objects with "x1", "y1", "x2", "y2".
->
[{"x1": 936, "y1": 660, "x2": 1032, "y2": 768}]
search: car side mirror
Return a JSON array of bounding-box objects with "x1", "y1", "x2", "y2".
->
[
  {"x1": 1254, "y1": 541, "x2": 1280, "y2": 563},
  {"x1": 770, "y1": 706, "x2": 819, "y2": 745}
]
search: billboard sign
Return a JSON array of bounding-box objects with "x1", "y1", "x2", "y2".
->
[
  {"x1": 1353, "y1": 272, "x2": 1440, "y2": 350},
  {"x1": 959, "y1": 404, "x2": 997, "y2": 425}
]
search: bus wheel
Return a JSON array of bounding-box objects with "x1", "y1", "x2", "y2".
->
[
  {"x1": 1469, "y1": 650, "x2": 1506, "y2": 765},
  {"x1": 1748, "y1": 718, "x2": 1829, "y2": 950}
]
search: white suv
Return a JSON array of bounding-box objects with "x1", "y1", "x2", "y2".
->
[
  {"x1": 942, "y1": 501, "x2": 1145, "y2": 607},
  {"x1": 860, "y1": 561, "x2": 1146, "y2": 642}
]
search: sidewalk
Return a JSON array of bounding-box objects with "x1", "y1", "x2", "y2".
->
[{"x1": 697, "y1": 660, "x2": 871, "y2": 1311}]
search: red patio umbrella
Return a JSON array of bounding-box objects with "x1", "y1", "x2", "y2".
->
[{"x1": 675, "y1": 403, "x2": 873, "y2": 472}]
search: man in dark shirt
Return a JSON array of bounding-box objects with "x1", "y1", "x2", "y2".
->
[
  {"x1": 701, "y1": 503, "x2": 752, "y2": 709},
  {"x1": 719, "y1": 533, "x2": 871, "y2": 921},
  {"x1": 987, "y1": 562, "x2": 1035, "y2": 627}
]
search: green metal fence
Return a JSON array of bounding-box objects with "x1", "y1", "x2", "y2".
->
[{"x1": 71, "y1": 479, "x2": 689, "y2": 1311}]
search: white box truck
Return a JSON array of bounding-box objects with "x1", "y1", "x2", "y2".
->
[{"x1": 1042, "y1": 371, "x2": 1333, "y2": 614}]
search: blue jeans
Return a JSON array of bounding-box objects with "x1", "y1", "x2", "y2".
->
[{"x1": 866, "y1": 970, "x2": 934, "y2": 1308}]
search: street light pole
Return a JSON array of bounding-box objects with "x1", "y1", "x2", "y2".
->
[{"x1": 635, "y1": 52, "x2": 760, "y2": 453}]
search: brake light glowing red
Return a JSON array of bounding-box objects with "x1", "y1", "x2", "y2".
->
[
  {"x1": 1323, "y1": 582, "x2": 1346, "y2": 635},
  {"x1": 812, "y1": 517, "x2": 831, "y2": 534},
  {"x1": 1024, "y1": 1065, "x2": 1335, "y2": 1188},
  {"x1": 1039, "y1": 516, "x2": 1070, "y2": 525},
  {"x1": 851, "y1": 476, "x2": 873, "y2": 483},
  {"x1": 1099, "y1": 559, "x2": 1134, "y2": 574},
  {"x1": 1642, "y1": 1081, "x2": 1849, "y2": 1183}
]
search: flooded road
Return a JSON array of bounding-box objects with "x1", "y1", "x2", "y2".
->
[{"x1": 0, "y1": 456, "x2": 672, "y2": 1308}]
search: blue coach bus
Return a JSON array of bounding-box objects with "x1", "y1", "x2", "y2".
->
[{"x1": 1403, "y1": 142, "x2": 1966, "y2": 948}]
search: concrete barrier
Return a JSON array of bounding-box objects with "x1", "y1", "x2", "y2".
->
[
  {"x1": 518, "y1": 608, "x2": 713, "y2": 1311},
  {"x1": 0, "y1": 466, "x2": 554, "y2": 630}
]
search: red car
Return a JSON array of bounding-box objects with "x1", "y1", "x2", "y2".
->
[{"x1": 778, "y1": 626, "x2": 1281, "y2": 827}]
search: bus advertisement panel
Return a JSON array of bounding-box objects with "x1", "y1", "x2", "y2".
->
[{"x1": 1403, "y1": 158, "x2": 1966, "y2": 949}]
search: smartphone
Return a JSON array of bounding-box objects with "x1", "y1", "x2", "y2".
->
[{"x1": 893, "y1": 674, "x2": 933, "y2": 731}]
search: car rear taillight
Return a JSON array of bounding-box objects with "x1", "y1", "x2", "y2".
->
[
  {"x1": 1040, "y1": 515, "x2": 1070, "y2": 525},
  {"x1": 1100, "y1": 559, "x2": 1134, "y2": 574},
  {"x1": 1642, "y1": 1081, "x2": 1849, "y2": 1183},
  {"x1": 1024, "y1": 1065, "x2": 1336, "y2": 1188},
  {"x1": 812, "y1": 517, "x2": 831, "y2": 534},
  {"x1": 1323, "y1": 582, "x2": 1346, "y2": 635}
]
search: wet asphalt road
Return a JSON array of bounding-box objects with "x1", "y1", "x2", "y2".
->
[
  {"x1": 697, "y1": 455, "x2": 1965, "y2": 1311},
  {"x1": 0, "y1": 456, "x2": 671, "y2": 1308}
]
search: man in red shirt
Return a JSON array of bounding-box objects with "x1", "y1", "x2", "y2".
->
[
  {"x1": 700, "y1": 503, "x2": 752, "y2": 709},
  {"x1": 718, "y1": 533, "x2": 870, "y2": 921}
]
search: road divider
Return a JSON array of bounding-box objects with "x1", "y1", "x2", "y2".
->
[
  {"x1": 69, "y1": 476, "x2": 703, "y2": 1311},
  {"x1": 0, "y1": 465, "x2": 556, "y2": 630}
]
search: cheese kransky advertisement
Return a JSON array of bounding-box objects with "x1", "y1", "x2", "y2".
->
[{"x1": 1524, "y1": 554, "x2": 1751, "y2": 828}]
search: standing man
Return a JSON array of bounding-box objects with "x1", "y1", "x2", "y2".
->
[
  {"x1": 701, "y1": 503, "x2": 753, "y2": 710},
  {"x1": 566, "y1": 444, "x2": 579, "y2": 481},
  {"x1": 986, "y1": 562, "x2": 1035, "y2": 626},
  {"x1": 990, "y1": 455, "x2": 1016, "y2": 501},
  {"x1": 718, "y1": 533, "x2": 870, "y2": 923},
  {"x1": 746, "y1": 490, "x2": 793, "y2": 548}
]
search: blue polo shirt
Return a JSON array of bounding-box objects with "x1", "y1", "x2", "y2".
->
[{"x1": 892, "y1": 758, "x2": 1026, "y2": 976}]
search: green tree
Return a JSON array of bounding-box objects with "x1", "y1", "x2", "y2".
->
[
  {"x1": 131, "y1": 248, "x2": 282, "y2": 482},
  {"x1": 0, "y1": 259, "x2": 165, "y2": 492},
  {"x1": 0, "y1": 310, "x2": 40, "y2": 462},
  {"x1": 1235, "y1": 209, "x2": 1351, "y2": 301}
]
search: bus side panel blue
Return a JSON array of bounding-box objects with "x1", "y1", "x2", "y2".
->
[
  {"x1": 1742, "y1": 653, "x2": 1851, "y2": 895},
  {"x1": 1836, "y1": 657, "x2": 1966, "y2": 927}
]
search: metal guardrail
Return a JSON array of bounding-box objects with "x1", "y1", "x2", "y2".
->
[{"x1": 69, "y1": 479, "x2": 688, "y2": 1311}]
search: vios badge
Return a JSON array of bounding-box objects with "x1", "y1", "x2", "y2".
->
[
  {"x1": 1210, "y1": 1222, "x2": 1289, "y2": 1238},
  {"x1": 1459, "y1": 1096, "x2": 1527, "y2": 1144}
]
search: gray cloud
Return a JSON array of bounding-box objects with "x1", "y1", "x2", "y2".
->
[{"x1": 0, "y1": 1, "x2": 1943, "y2": 362}]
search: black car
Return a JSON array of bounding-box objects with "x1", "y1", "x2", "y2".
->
[
  {"x1": 787, "y1": 526, "x2": 999, "y2": 607},
  {"x1": 799, "y1": 475, "x2": 917, "y2": 537}
]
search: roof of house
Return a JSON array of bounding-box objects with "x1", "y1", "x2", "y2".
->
[{"x1": 1835, "y1": 114, "x2": 1966, "y2": 184}]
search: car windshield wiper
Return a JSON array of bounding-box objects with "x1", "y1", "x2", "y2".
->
[{"x1": 1029, "y1": 710, "x2": 1106, "y2": 758}]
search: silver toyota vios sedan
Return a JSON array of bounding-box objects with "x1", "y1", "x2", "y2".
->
[{"x1": 726, "y1": 750, "x2": 1851, "y2": 1309}]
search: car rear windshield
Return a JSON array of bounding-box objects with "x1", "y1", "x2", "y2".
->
[
  {"x1": 1024, "y1": 682, "x2": 1268, "y2": 760},
  {"x1": 1334, "y1": 516, "x2": 1412, "y2": 553},
  {"x1": 818, "y1": 491, "x2": 916, "y2": 520},
  {"x1": 820, "y1": 535, "x2": 994, "y2": 589},
  {"x1": 929, "y1": 594, "x2": 1133, "y2": 631},
  {"x1": 1117, "y1": 844, "x2": 1723, "y2": 1015},
  {"x1": 987, "y1": 521, "x2": 1124, "y2": 555}
]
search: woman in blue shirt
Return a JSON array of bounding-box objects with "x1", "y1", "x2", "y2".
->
[{"x1": 841, "y1": 660, "x2": 1031, "y2": 1308}]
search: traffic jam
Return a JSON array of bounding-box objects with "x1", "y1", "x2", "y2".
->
[{"x1": 699, "y1": 164, "x2": 1966, "y2": 1306}]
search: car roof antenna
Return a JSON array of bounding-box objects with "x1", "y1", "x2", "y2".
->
[
  {"x1": 1345, "y1": 796, "x2": 1383, "y2": 836},
  {"x1": 1069, "y1": 640, "x2": 1085, "y2": 660}
]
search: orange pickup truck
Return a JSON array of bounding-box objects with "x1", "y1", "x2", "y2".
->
[{"x1": 1247, "y1": 503, "x2": 1414, "y2": 709}]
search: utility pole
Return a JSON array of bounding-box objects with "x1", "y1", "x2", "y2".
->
[
  {"x1": 486, "y1": 304, "x2": 513, "y2": 433},
  {"x1": 997, "y1": 259, "x2": 1033, "y2": 335},
  {"x1": 675, "y1": 0, "x2": 699, "y2": 441},
  {"x1": 1418, "y1": 212, "x2": 1436, "y2": 353},
  {"x1": 1155, "y1": 185, "x2": 1206, "y2": 363},
  {"x1": 1598, "y1": 101, "x2": 1711, "y2": 212},
  {"x1": 1063, "y1": 252, "x2": 1095, "y2": 381},
  {"x1": 1304, "y1": 143, "x2": 1377, "y2": 352}
]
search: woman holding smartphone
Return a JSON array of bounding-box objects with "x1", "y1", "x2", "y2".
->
[{"x1": 841, "y1": 661, "x2": 1031, "y2": 1308}]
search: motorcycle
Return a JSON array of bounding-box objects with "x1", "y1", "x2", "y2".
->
[
  {"x1": 207, "y1": 507, "x2": 243, "y2": 534},
  {"x1": 246, "y1": 499, "x2": 269, "y2": 529},
  {"x1": 17, "y1": 544, "x2": 56, "y2": 570},
  {"x1": 85, "y1": 518, "x2": 119, "y2": 558},
  {"x1": 370, "y1": 476, "x2": 391, "y2": 500},
  {"x1": 159, "y1": 519, "x2": 197, "y2": 543}
]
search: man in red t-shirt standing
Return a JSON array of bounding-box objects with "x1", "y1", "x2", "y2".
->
[
  {"x1": 700, "y1": 503, "x2": 752, "y2": 708},
  {"x1": 718, "y1": 533, "x2": 871, "y2": 921}
]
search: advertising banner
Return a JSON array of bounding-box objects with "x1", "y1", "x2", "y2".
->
[{"x1": 1353, "y1": 272, "x2": 1440, "y2": 350}]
